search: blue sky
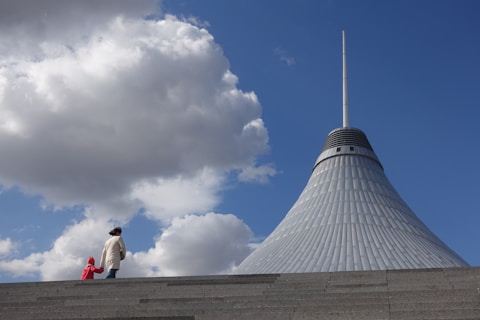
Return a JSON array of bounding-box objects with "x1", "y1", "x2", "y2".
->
[{"x1": 0, "y1": 0, "x2": 479, "y2": 282}]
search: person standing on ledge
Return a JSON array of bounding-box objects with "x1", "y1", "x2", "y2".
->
[
  {"x1": 100, "y1": 227, "x2": 126, "y2": 279},
  {"x1": 80, "y1": 256, "x2": 104, "y2": 280}
]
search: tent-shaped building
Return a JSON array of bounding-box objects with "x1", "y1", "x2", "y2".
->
[{"x1": 234, "y1": 31, "x2": 468, "y2": 274}]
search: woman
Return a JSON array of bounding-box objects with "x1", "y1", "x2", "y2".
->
[{"x1": 100, "y1": 227, "x2": 126, "y2": 279}]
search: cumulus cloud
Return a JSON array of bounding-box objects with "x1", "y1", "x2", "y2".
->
[
  {"x1": 238, "y1": 164, "x2": 278, "y2": 184},
  {"x1": 127, "y1": 213, "x2": 253, "y2": 277},
  {"x1": 0, "y1": 238, "x2": 16, "y2": 257},
  {"x1": 0, "y1": 14, "x2": 268, "y2": 210},
  {"x1": 0, "y1": 1, "x2": 270, "y2": 281},
  {"x1": 0, "y1": 0, "x2": 158, "y2": 57},
  {"x1": 131, "y1": 168, "x2": 224, "y2": 222},
  {"x1": 1, "y1": 210, "x2": 254, "y2": 281}
]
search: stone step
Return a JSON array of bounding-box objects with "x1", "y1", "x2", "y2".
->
[
  {"x1": 1, "y1": 267, "x2": 479, "y2": 320},
  {"x1": 2, "y1": 290, "x2": 476, "y2": 313}
]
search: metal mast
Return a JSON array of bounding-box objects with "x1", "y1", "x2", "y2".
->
[{"x1": 342, "y1": 30, "x2": 349, "y2": 128}]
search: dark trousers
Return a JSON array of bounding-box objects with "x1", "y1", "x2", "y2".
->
[{"x1": 106, "y1": 269, "x2": 118, "y2": 278}]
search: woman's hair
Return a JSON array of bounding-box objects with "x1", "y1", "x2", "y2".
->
[{"x1": 109, "y1": 227, "x2": 122, "y2": 236}]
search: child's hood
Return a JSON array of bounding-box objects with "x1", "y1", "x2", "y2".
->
[{"x1": 87, "y1": 256, "x2": 95, "y2": 265}]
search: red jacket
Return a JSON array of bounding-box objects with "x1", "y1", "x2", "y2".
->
[{"x1": 80, "y1": 256, "x2": 104, "y2": 280}]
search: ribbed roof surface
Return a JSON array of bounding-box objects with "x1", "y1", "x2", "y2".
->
[{"x1": 235, "y1": 127, "x2": 468, "y2": 274}]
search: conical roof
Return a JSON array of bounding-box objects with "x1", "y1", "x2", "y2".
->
[{"x1": 235, "y1": 127, "x2": 468, "y2": 273}]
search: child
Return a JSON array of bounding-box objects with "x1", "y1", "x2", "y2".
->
[{"x1": 80, "y1": 256, "x2": 104, "y2": 280}]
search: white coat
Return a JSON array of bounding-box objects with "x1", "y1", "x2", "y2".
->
[{"x1": 100, "y1": 235, "x2": 126, "y2": 270}]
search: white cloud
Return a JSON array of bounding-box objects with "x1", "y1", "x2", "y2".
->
[
  {"x1": 0, "y1": 253, "x2": 43, "y2": 279},
  {"x1": 0, "y1": 238, "x2": 16, "y2": 257},
  {"x1": 0, "y1": 1, "x2": 268, "y2": 281},
  {"x1": 128, "y1": 213, "x2": 253, "y2": 277},
  {"x1": 238, "y1": 164, "x2": 277, "y2": 184},
  {"x1": 274, "y1": 47, "x2": 296, "y2": 66},
  {"x1": 0, "y1": 12, "x2": 268, "y2": 211},
  {"x1": 132, "y1": 168, "x2": 224, "y2": 223},
  {"x1": 0, "y1": 212, "x2": 253, "y2": 281},
  {"x1": 0, "y1": 0, "x2": 158, "y2": 57}
]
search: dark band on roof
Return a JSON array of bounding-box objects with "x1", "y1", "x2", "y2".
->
[{"x1": 321, "y1": 127, "x2": 373, "y2": 152}]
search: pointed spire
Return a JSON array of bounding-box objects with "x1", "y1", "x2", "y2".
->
[
  {"x1": 234, "y1": 31, "x2": 468, "y2": 274},
  {"x1": 342, "y1": 30, "x2": 349, "y2": 128}
]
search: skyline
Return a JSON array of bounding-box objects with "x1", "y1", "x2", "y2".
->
[{"x1": 0, "y1": 0, "x2": 479, "y2": 282}]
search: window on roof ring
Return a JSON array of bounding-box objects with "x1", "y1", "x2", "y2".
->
[
  {"x1": 336, "y1": 147, "x2": 341, "y2": 152},
  {"x1": 350, "y1": 147, "x2": 354, "y2": 151}
]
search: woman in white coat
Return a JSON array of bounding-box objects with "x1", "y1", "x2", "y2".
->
[{"x1": 100, "y1": 227, "x2": 126, "y2": 279}]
